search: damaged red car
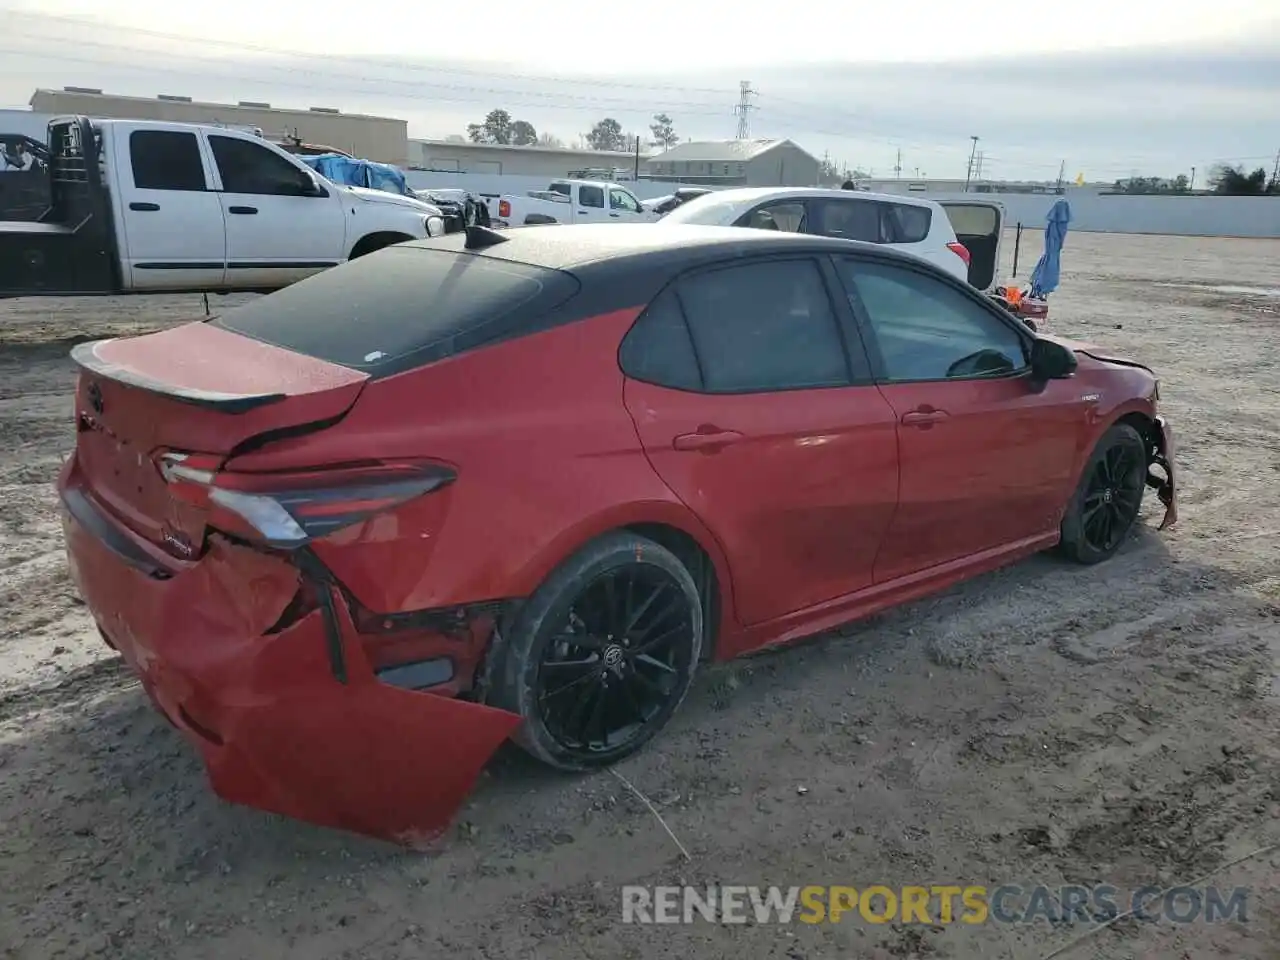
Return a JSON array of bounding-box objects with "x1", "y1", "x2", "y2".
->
[{"x1": 59, "y1": 223, "x2": 1176, "y2": 845}]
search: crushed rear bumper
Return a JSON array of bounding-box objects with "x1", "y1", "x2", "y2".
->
[{"x1": 59, "y1": 470, "x2": 520, "y2": 847}]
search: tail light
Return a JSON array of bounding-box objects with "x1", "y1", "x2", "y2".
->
[
  {"x1": 498, "y1": 199, "x2": 511, "y2": 219},
  {"x1": 947, "y1": 241, "x2": 972, "y2": 266},
  {"x1": 158, "y1": 453, "x2": 455, "y2": 548}
]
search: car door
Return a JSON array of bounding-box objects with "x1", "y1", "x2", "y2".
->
[
  {"x1": 938, "y1": 201, "x2": 1005, "y2": 292},
  {"x1": 621, "y1": 255, "x2": 900, "y2": 636},
  {"x1": 116, "y1": 128, "x2": 226, "y2": 291},
  {"x1": 832, "y1": 254, "x2": 1087, "y2": 583},
  {"x1": 205, "y1": 133, "x2": 345, "y2": 289},
  {"x1": 573, "y1": 183, "x2": 606, "y2": 222},
  {"x1": 608, "y1": 186, "x2": 647, "y2": 221}
]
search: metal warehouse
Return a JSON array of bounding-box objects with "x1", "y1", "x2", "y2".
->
[
  {"x1": 27, "y1": 88, "x2": 409, "y2": 166},
  {"x1": 644, "y1": 139, "x2": 820, "y2": 187},
  {"x1": 409, "y1": 139, "x2": 651, "y2": 179}
]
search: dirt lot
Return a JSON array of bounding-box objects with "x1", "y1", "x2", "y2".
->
[{"x1": 2, "y1": 232, "x2": 1278, "y2": 960}]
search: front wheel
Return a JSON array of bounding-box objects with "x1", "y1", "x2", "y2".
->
[
  {"x1": 1059, "y1": 423, "x2": 1148, "y2": 564},
  {"x1": 487, "y1": 532, "x2": 703, "y2": 771}
]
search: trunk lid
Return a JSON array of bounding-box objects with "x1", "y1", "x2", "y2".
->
[
  {"x1": 938, "y1": 200, "x2": 1005, "y2": 293},
  {"x1": 71, "y1": 321, "x2": 368, "y2": 557}
]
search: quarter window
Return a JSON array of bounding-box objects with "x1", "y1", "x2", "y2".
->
[
  {"x1": 676, "y1": 259, "x2": 850, "y2": 392},
  {"x1": 838, "y1": 259, "x2": 1027, "y2": 382},
  {"x1": 618, "y1": 288, "x2": 702, "y2": 391},
  {"x1": 129, "y1": 130, "x2": 206, "y2": 191}
]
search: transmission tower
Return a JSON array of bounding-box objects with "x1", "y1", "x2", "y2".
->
[{"x1": 734, "y1": 81, "x2": 757, "y2": 140}]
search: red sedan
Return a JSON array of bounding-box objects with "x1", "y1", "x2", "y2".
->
[{"x1": 58, "y1": 223, "x2": 1176, "y2": 845}]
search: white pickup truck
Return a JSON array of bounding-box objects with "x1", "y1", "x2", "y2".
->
[
  {"x1": 490, "y1": 179, "x2": 657, "y2": 227},
  {"x1": 1, "y1": 116, "x2": 448, "y2": 299}
]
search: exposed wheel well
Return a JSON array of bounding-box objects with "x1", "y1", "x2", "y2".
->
[
  {"x1": 625, "y1": 522, "x2": 722, "y2": 661},
  {"x1": 1114, "y1": 411, "x2": 1157, "y2": 456},
  {"x1": 349, "y1": 232, "x2": 414, "y2": 259}
]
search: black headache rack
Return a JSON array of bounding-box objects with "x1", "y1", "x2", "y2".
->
[{"x1": 0, "y1": 115, "x2": 123, "y2": 299}]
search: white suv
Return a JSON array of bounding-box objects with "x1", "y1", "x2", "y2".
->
[{"x1": 660, "y1": 187, "x2": 1005, "y2": 293}]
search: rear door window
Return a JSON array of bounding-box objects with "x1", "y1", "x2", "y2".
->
[
  {"x1": 578, "y1": 185, "x2": 605, "y2": 208},
  {"x1": 811, "y1": 198, "x2": 884, "y2": 242},
  {"x1": 734, "y1": 201, "x2": 806, "y2": 232},
  {"x1": 129, "y1": 130, "x2": 207, "y2": 191},
  {"x1": 211, "y1": 247, "x2": 579, "y2": 376},
  {"x1": 675, "y1": 258, "x2": 851, "y2": 392},
  {"x1": 883, "y1": 203, "x2": 932, "y2": 243}
]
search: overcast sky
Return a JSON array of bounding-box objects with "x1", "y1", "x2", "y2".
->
[{"x1": 1, "y1": 1, "x2": 1277, "y2": 181}]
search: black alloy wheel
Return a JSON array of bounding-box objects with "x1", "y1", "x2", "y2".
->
[
  {"x1": 1081, "y1": 442, "x2": 1145, "y2": 553},
  {"x1": 488, "y1": 532, "x2": 703, "y2": 770},
  {"x1": 1060, "y1": 423, "x2": 1148, "y2": 564}
]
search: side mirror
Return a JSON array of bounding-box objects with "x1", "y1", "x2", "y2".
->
[
  {"x1": 425, "y1": 215, "x2": 446, "y2": 238},
  {"x1": 1030, "y1": 338, "x2": 1077, "y2": 380}
]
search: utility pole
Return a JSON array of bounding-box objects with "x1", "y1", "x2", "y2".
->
[
  {"x1": 964, "y1": 135, "x2": 980, "y2": 192},
  {"x1": 734, "y1": 81, "x2": 757, "y2": 140},
  {"x1": 1190, "y1": 166, "x2": 1196, "y2": 192},
  {"x1": 1271, "y1": 149, "x2": 1280, "y2": 185},
  {"x1": 894, "y1": 147, "x2": 902, "y2": 179},
  {"x1": 1055, "y1": 159, "x2": 1065, "y2": 193}
]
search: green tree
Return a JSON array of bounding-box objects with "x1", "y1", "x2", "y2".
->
[
  {"x1": 649, "y1": 113, "x2": 677, "y2": 149},
  {"x1": 466, "y1": 109, "x2": 514, "y2": 145},
  {"x1": 1210, "y1": 164, "x2": 1268, "y2": 196},
  {"x1": 586, "y1": 118, "x2": 625, "y2": 152},
  {"x1": 510, "y1": 120, "x2": 538, "y2": 146}
]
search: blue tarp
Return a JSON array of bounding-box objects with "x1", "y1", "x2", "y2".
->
[
  {"x1": 298, "y1": 153, "x2": 412, "y2": 196},
  {"x1": 1029, "y1": 197, "x2": 1071, "y2": 298}
]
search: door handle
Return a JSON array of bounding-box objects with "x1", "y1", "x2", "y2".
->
[
  {"x1": 672, "y1": 429, "x2": 744, "y2": 452},
  {"x1": 901, "y1": 408, "x2": 949, "y2": 426},
  {"x1": 128, "y1": 202, "x2": 160, "y2": 212},
  {"x1": 609, "y1": 213, "x2": 620, "y2": 218},
  {"x1": 228, "y1": 206, "x2": 258, "y2": 215}
]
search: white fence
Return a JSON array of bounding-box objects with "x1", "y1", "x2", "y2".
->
[{"x1": 405, "y1": 171, "x2": 1280, "y2": 239}]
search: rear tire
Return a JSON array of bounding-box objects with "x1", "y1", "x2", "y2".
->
[
  {"x1": 487, "y1": 532, "x2": 703, "y2": 771},
  {"x1": 1059, "y1": 423, "x2": 1148, "y2": 564}
]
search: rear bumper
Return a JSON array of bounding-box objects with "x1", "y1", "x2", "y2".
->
[
  {"x1": 1148, "y1": 414, "x2": 1178, "y2": 530},
  {"x1": 59, "y1": 462, "x2": 520, "y2": 846}
]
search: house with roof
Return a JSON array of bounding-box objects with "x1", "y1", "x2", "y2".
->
[{"x1": 644, "y1": 138, "x2": 820, "y2": 187}]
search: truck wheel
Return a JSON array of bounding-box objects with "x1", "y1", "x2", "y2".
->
[{"x1": 349, "y1": 232, "x2": 413, "y2": 260}]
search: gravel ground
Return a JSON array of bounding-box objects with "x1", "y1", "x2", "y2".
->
[{"x1": 1, "y1": 231, "x2": 1278, "y2": 960}]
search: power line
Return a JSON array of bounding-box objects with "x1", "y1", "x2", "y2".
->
[
  {"x1": 1, "y1": 10, "x2": 735, "y2": 98},
  {"x1": 2, "y1": 14, "x2": 1272, "y2": 177}
]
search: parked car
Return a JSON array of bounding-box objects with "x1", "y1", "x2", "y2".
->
[
  {"x1": 662, "y1": 187, "x2": 1006, "y2": 293},
  {"x1": 1, "y1": 116, "x2": 447, "y2": 299},
  {"x1": 642, "y1": 186, "x2": 713, "y2": 216},
  {"x1": 59, "y1": 222, "x2": 1176, "y2": 845},
  {"x1": 491, "y1": 178, "x2": 656, "y2": 227}
]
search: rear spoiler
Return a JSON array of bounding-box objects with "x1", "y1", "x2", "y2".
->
[{"x1": 71, "y1": 340, "x2": 286, "y2": 413}]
